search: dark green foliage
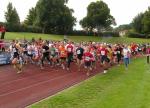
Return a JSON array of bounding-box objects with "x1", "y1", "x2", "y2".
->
[
  {"x1": 132, "y1": 7, "x2": 150, "y2": 34},
  {"x1": 32, "y1": 0, "x2": 76, "y2": 34},
  {"x1": 142, "y1": 7, "x2": 150, "y2": 34},
  {"x1": 132, "y1": 13, "x2": 144, "y2": 33},
  {"x1": 127, "y1": 32, "x2": 147, "y2": 38},
  {"x1": 5, "y1": 2, "x2": 20, "y2": 32},
  {"x1": 115, "y1": 24, "x2": 132, "y2": 32},
  {"x1": 80, "y1": 1, "x2": 115, "y2": 34},
  {"x1": 20, "y1": 25, "x2": 42, "y2": 33},
  {"x1": 24, "y1": 8, "x2": 37, "y2": 26}
]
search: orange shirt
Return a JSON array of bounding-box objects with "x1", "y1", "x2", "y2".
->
[{"x1": 59, "y1": 45, "x2": 67, "y2": 57}]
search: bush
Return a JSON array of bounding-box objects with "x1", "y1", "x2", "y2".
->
[
  {"x1": 68, "y1": 30, "x2": 119, "y2": 37},
  {"x1": 68, "y1": 30, "x2": 95, "y2": 36},
  {"x1": 101, "y1": 31, "x2": 119, "y2": 37},
  {"x1": 127, "y1": 32, "x2": 147, "y2": 38},
  {"x1": 20, "y1": 25, "x2": 42, "y2": 33}
]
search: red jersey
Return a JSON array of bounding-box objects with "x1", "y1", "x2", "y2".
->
[
  {"x1": 0, "y1": 40, "x2": 4, "y2": 48},
  {"x1": 83, "y1": 52, "x2": 93, "y2": 62},
  {"x1": 146, "y1": 48, "x2": 150, "y2": 55},
  {"x1": 0, "y1": 26, "x2": 6, "y2": 32},
  {"x1": 66, "y1": 44, "x2": 74, "y2": 53},
  {"x1": 99, "y1": 48, "x2": 108, "y2": 56}
]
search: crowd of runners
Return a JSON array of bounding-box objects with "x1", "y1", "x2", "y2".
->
[{"x1": 0, "y1": 38, "x2": 149, "y2": 76}]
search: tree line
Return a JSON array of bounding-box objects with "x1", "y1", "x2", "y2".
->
[
  {"x1": 3, "y1": 0, "x2": 150, "y2": 38},
  {"x1": 114, "y1": 7, "x2": 150, "y2": 38},
  {"x1": 1, "y1": 0, "x2": 116, "y2": 36}
]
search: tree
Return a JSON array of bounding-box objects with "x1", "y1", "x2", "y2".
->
[
  {"x1": 115, "y1": 24, "x2": 132, "y2": 32},
  {"x1": 34, "y1": 0, "x2": 76, "y2": 34},
  {"x1": 5, "y1": 2, "x2": 20, "y2": 31},
  {"x1": 142, "y1": 7, "x2": 150, "y2": 34},
  {"x1": 80, "y1": 1, "x2": 115, "y2": 35},
  {"x1": 24, "y1": 7, "x2": 36, "y2": 26},
  {"x1": 132, "y1": 13, "x2": 144, "y2": 33}
]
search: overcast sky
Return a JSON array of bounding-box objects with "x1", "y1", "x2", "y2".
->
[{"x1": 0, "y1": 0, "x2": 149, "y2": 29}]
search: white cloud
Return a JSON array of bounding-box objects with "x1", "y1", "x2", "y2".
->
[{"x1": 0, "y1": 0, "x2": 149, "y2": 29}]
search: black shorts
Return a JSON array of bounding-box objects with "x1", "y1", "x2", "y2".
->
[
  {"x1": 117, "y1": 54, "x2": 122, "y2": 60},
  {"x1": 101, "y1": 55, "x2": 110, "y2": 63},
  {"x1": 13, "y1": 52, "x2": 19, "y2": 58},
  {"x1": 24, "y1": 51, "x2": 28, "y2": 56},
  {"x1": 85, "y1": 61, "x2": 91, "y2": 67},
  {"x1": 60, "y1": 57, "x2": 66, "y2": 61},
  {"x1": 28, "y1": 54, "x2": 33, "y2": 57},
  {"x1": 77, "y1": 55, "x2": 83, "y2": 60}
]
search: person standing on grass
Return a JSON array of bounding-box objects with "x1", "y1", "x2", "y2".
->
[
  {"x1": 123, "y1": 45, "x2": 131, "y2": 70},
  {"x1": 0, "y1": 25, "x2": 6, "y2": 39},
  {"x1": 146, "y1": 44, "x2": 150, "y2": 64}
]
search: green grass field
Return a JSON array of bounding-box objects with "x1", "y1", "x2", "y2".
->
[
  {"x1": 5, "y1": 32, "x2": 150, "y2": 43},
  {"x1": 29, "y1": 58, "x2": 150, "y2": 108}
]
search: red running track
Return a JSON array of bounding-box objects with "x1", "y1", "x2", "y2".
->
[{"x1": 0, "y1": 63, "x2": 103, "y2": 108}]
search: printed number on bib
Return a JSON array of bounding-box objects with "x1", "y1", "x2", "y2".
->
[
  {"x1": 51, "y1": 51, "x2": 55, "y2": 55},
  {"x1": 77, "y1": 50, "x2": 81, "y2": 54},
  {"x1": 67, "y1": 48, "x2": 72, "y2": 52},
  {"x1": 101, "y1": 51, "x2": 105, "y2": 55},
  {"x1": 85, "y1": 56, "x2": 90, "y2": 61},
  {"x1": 61, "y1": 51, "x2": 65, "y2": 55},
  {"x1": 28, "y1": 51, "x2": 32, "y2": 55}
]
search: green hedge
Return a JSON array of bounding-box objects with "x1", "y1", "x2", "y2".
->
[{"x1": 127, "y1": 32, "x2": 148, "y2": 38}]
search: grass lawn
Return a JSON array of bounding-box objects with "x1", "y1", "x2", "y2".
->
[
  {"x1": 30, "y1": 57, "x2": 150, "y2": 108},
  {"x1": 5, "y1": 32, "x2": 150, "y2": 43}
]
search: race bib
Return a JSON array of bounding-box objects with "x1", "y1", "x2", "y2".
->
[
  {"x1": 101, "y1": 51, "x2": 105, "y2": 55},
  {"x1": 67, "y1": 48, "x2": 72, "y2": 52},
  {"x1": 77, "y1": 50, "x2": 81, "y2": 54},
  {"x1": 51, "y1": 51, "x2": 55, "y2": 55},
  {"x1": 61, "y1": 51, "x2": 65, "y2": 55},
  {"x1": 85, "y1": 56, "x2": 90, "y2": 61},
  {"x1": 28, "y1": 51, "x2": 32, "y2": 55},
  {"x1": 43, "y1": 49, "x2": 46, "y2": 52}
]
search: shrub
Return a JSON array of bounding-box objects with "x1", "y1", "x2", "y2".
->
[{"x1": 127, "y1": 32, "x2": 147, "y2": 38}]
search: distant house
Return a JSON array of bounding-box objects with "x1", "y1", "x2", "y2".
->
[{"x1": 119, "y1": 30, "x2": 128, "y2": 37}]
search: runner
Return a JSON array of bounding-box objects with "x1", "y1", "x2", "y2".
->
[
  {"x1": 83, "y1": 48, "x2": 93, "y2": 76},
  {"x1": 10, "y1": 40, "x2": 23, "y2": 73},
  {"x1": 123, "y1": 45, "x2": 131, "y2": 70},
  {"x1": 59, "y1": 42, "x2": 67, "y2": 70},
  {"x1": 115, "y1": 44, "x2": 123, "y2": 65},
  {"x1": 146, "y1": 43, "x2": 150, "y2": 64},
  {"x1": 76, "y1": 43, "x2": 84, "y2": 71},
  {"x1": 50, "y1": 44, "x2": 57, "y2": 67},
  {"x1": 22, "y1": 41, "x2": 28, "y2": 64},
  {"x1": 40, "y1": 41, "x2": 51, "y2": 69},
  {"x1": 98, "y1": 44, "x2": 109, "y2": 73},
  {"x1": 65, "y1": 41, "x2": 74, "y2": 71},
  {"x1": 32, "y1": 41, "x2": 41, "y2": 65},
  {"x1": 90, "y1": 44, "x2": 97, "y2": 70}
]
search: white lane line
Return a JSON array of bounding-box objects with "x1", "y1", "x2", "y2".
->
[
  {"x1": 0, "y1": 69, "x2": 65, "y2": 87},
  {"x1": 0, "y1": 72, "x2": 79, "y2": 97}
]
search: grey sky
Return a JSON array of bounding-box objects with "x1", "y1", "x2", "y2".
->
[{"x1": 0, "y1": 0, "x2": 149, "y2": 29}]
